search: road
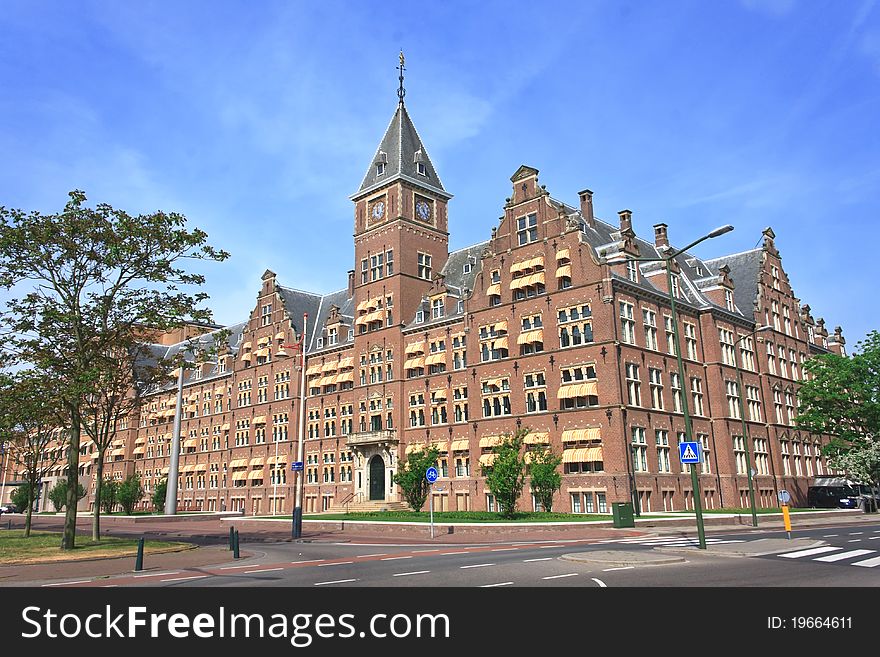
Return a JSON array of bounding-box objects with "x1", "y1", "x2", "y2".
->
[{"x1": 27, "y1": 521, "x2": 880, "y2": 588}]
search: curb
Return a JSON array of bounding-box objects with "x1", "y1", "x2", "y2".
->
[
  {"x1": 655, "y1": 539, "x2": 826, "y2": 559},
  {"x1": 560, "y1": 550, "x2": 687, "y2": 566}
]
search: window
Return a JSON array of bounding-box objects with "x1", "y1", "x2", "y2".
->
[
  {"x1": 725, "y1": 289, "x2": 735, "y2": 311},
  {"x1": 418, "y1": 252, "x2": 432, "y2": 280},
  {"x1": 746, "y1": 386, "x2": 762, "y2": 422},
  {"x1": 619, "y1": 301, "x2": 635, "y2": 344},
  {"x1": 790, "y1": 348, "x2": 799, "y2": 380},
  {"x1": 370, "y1": 252, "x2": 384, "y2": 281},
  {"x1": 690, "y1": 377, "x2": 704, "y2": 416},
  {"x1": 453, "y1": 386, "x2": 468, "y2": 423},
  {"x1": 670, "y1": 372, "x2": 682, "y2": 413},
  {"x1": 754, "y1": 438, "x2": 769, "y2": 475},
  {"x1": 417, "y1": 161, "x2": 427, "y2": 176},
  {"x1": 643, "y1": 309, "x2": 658, "y2": 350},
  {"x1": 386, "y1": 250, "x2": 394, "y2": 276},
  {"x1": 481, "y1": 378, "x2": 511, "y2": 417},
  {"x1": 733, "y1": 436, "x2": 747, "y2": 475},
  {"x1": 452, "y1": 334, "x2": 467, "y2": 371},
  {"x1": 783, "y1": 305, "x2": 792, "y2": 336},
  {"x1": 625, "y1": 363, "x2": 641, "y2": 407},
  {"x1": 261, "y1": 303, "x2": 272, "y2": 326},
  {"x1": 524, "y1": 372, "x2": 547, "y2": 413},
  {"x1": 773, "y1": 389, "x2": 784, "y2": 424},
  {"x1": 558, "y1": 304, "x2": 593, "y2": 349},
  {"x1": 684, "y1": 323, "x2": 698, "y2": 360},
  {"x1": 778, "y1": 348, "x2": 788, "y2": 378},
  {"x1": 517, "y1": 213, "x2": 538, "y2": 245},
  {"x1": 781, "y1": 439, "x2": 791, "y2": 475},
  {"x1": 784, "y1": 390, "x2": 796, "y2": 424},
  {"x1": 771, "y1": 300, "x2": 781, "y2": 331},
  {"x1": 479, "y1": 322, "x2": 509, "y2": 362},
  {"x1": 649, "y1": 368, "x2": 664, "y2": 410},
  {"x1": 793, "y1": 441, "x2": 803, "y2": 476},
  {"x1": 626, "y1": 259, "x2": 639, "y2": 282},
  {"x1": 670, "y1": 274, "x2": 680, "y2": 299},
  {"x1": 771, "y1": 265, "x2": 780, "y2": 290},
  {"x1": 631, "y1": 427, "x2": 648, "y2": 472},
  {"x1": 726, "y1": 380, "x2": 741, "y2": 419},
  {"x1": 377, "y1": 162, "x2": 386, "y2": 176},
  {"x1": 520, "y1": 313, "x2": 544, "y2": 355},
  {"x1": 656, "y1": 430, "x2": 670, "y2": 472},
  {"x1": 719, "y1": 328, "x2": 736, "y2": 366},
  {"x1": 559, "y1": 364, "x2": 598, "y2": 409},
  {"x1": 767, "y1": 342, "x2": 777, "y2": 375},
  {"x1": 739, "y1": 336, "x2": 755, "y2": 372},
  {"x1": 432, "y1": 297, "x2": 445, "y2": 319},
  {"x1": 664, "y1": 316, "x2": 676, "y2": 356}
]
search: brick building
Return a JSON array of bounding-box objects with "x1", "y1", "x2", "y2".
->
[{"x1": 31, "y1": 87, "x2": 847, "y2": 516}]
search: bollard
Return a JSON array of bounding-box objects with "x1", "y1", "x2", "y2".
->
[
  {"x1": 135, "y1": 537, "x2": 145, "y2": 571},
  {"x1": 233, "y1": 529, "x2": 240, "y2": 559},
  {"x1": 229, "y1": 526, "x2": 235, "y2": 550}
]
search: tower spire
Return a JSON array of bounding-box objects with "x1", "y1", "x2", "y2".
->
[{"x1": 397, "y1": 50, "x2": 406, "y2": 105}]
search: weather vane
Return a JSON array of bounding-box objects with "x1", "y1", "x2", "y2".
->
[{"x1": 398, "y1": 50, "x2": 406, "y2": 105}]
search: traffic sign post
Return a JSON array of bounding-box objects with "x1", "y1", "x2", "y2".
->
[
  {"x1": 426, "y1": 467, "x2": 439, "y2": 538},
  {"x1": 678, "y1": 442, "x2": 702, "y2": 465},
  {"x1": 291, "y1": 461, "x2": 304, "y2": 472},
  {"x1": 778, "y1": 490, "x2": 792, "y2": 539}
]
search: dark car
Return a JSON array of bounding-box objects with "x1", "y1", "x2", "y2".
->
[
  {"x1": 808, "y1": 484, "x2": 878, "y2": 509},
  {"x1": 0, "y1": 503, "x2": 20, "y2": 514}
]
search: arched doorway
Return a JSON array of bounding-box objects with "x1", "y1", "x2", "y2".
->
[{"x1": 369, "y1": 455, "x2": 385, "y2": 501}]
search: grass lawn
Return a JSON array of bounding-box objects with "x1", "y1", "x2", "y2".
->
[
  {"x1": 0, "y1": 530, "x2": 194, "y2": 565},
  {"x1": 299, "y1": 511, "x2": 624, "y2": 523}
]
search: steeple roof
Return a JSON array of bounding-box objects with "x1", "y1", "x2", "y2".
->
[{"x1": 352, "y1": 102, "x2": 451, "y2": 200}]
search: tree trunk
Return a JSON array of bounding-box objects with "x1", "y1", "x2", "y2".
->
[
  {"x1": 24, "y1": 482, "x2": 34, "y2": 538},
  {"x1": 92, "y1": 456, "x2": 105, "y2": 541},
  {"x1": 61, "y1": 413, "x2": 81, "y2": 550}
]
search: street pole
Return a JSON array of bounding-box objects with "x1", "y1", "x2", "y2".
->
[
  {"x1": 0, "y1": 442, "x2": 8, "y2": 505},
  {"x1": 293, "y1": 313, "x2": 308, "y2": 539},
  {"x1": 272, "y1": 421, "x2": 279, "y2": 516},
  {"x1": 734, "y1": 326, "x2": 771, "y2": 527},
  {"x1": 165, "y1": 362, "x2": 184, "y2": 515}
]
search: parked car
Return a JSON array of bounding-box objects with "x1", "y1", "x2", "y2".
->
[
  {"x1": 0, "y1": 503, "x2": 20, "y2": 514},
  {"x1": 808, "y1": 478, "x2": 880, "y2": 510}
]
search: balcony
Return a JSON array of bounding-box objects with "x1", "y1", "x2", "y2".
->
[{"x1": 347, "y1": 429, "x2": 398, "y2": 447}]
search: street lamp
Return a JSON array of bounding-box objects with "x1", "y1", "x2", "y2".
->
[
  {"x1": 277, "y1": 313, "x2": 309, "y2": 539},
  {"x1": 734, "y1": 325, "x2": 773, "y2": 527},
  {"x1": 624, "y1": 224, "x2": 733, "y2": 549},
  {"x1": 164, "y1": 360, "x2": 187, "y2": 515}
]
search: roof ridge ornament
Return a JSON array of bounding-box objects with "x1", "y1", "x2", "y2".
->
[{"x1": 398, "y1": 50, "x2": 406, "y2": 105}]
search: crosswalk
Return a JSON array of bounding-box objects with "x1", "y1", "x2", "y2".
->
[
  {"x1": 598, "y1": 536, "x2": 747, "y2": 548},
  {"x1": 777, "y1": 546, "x2": 880, "y2": 568}
]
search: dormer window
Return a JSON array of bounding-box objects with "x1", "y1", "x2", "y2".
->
[
  {"x1": 328, "y1": 327, "x2": 338, "y2": 346},
  {"x1": 415, "y1": 310, "x2": 425, "y2": 324},
  {"x1": 417, "y1": 162, "x2": 427, "y2": 176},
  {"x1": 463, "y1": 262, "x2": 472, "y2": 274},
  {"x1": 725, "y1": 289, "x2": 734, "y2": 311},
  {"x1": 626, "y1": 260, "x2": 639, "y2": 283},
  {"x1": 376, "y1": 162, "x2": 386, "y2": 176}
]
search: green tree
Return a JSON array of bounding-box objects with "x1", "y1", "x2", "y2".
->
[
  {"x1": 797, "y1": 330, "x2": 880, "y2": 492},
  {"x1": 117, "y1": 473, "x2": 144, "y2": 515},
  {"x1": 48, "y1": 479, "x2": 86, "y2": 512},
  {"x1": 481, "y1": 429, "x2": 528, "y2": 518},
  {"x1": 151, "y1": 477, "x2": 168, "y2": 514},
  {"x1": 0, "y1": 190, "x2": 229, "y2": 548},
  {"x1": 100, "y1": 477, "x2": 119, "y2": 515},
  {"x1": 528, "y1": 446, "x2": 563, "y2": 512},
  {"x1": 393, "y1": 446, "x2": 440, "y2": 511},
  {"x1": 0, "y1": 371, "x2": 65, "y2": 536},
  {"x1": 10, "y1": 485, "x2": 31, "y2": 512}
]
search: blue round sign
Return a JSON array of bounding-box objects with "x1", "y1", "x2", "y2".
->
[{"x1": 425, "y1": 466, "x2": 439, "y2": 483}]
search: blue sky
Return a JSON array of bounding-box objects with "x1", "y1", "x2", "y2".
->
[{"x1": 1, "y1": 0, "x2": 878, "y2": 347}]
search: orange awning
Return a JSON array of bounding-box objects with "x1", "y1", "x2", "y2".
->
[
  {"x1": 562, "y1": 447, "x2": 604, "y2": 463},
  {"x1": 424, "y1": 352, "x2": 446, "y2": 366},
  {"x1": 557, "y1": 382, "x2": 599, "y2": 399},
  {"x1": 561, "y1": 427, "x2": 602, "y2": 443},
  {"x1": 517, "y1": 329, "x2": 544, "y2": 345},
  {"x1": 405, "y1": 341, "x2": 426, "y2": 355},
  {"x1": 555, "y1": 248, "x2": 570, "y2": 261},
  {"x1": 523, "y1": 432, "x2": 550, "y2": 445},
  {"x1": 555, "y1": 264, "x2": 572, "y2": 278}
]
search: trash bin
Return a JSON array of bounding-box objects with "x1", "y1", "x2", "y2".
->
[{"x1": 612, "y1": 502, "x2": 635, "y2": 528}]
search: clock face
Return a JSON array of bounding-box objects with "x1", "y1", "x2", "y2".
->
[
  {"x1": 371, "y1": 200, "x2": 385, "y2": 221},
  {"x1": 416, "y1": 200, "x2": 431, "y2": 222}
]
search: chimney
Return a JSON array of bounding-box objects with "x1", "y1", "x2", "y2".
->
[
  {"x1": 347, "y1": 270, "x2": 355, "y2": 297},
  {"x1": 653, "y1": 223, "x2": 669, "y2": 249},
  {"x1": 578, "y1": 189, "x2": 594, "y2": 228},
  {"x1": 618, "y1": 209, "x2": 632, "y2": 233}
]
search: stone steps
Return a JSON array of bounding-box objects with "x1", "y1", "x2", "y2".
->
[{"x1": 328, "y1": 500, "x2": 411, "y2": 514}]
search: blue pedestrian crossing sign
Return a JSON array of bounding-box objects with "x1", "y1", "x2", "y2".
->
[
  {"x1": 425, "y1": 466, "x2": 439, "y2": 483},
  {"x1": 678, "y1": 441, "x2": 702, "y2": 464}
]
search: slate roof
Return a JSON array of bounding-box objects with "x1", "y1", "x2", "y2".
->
[
  {"x1": 704, "y1": 249, "x2": 764, "y2": 316},
  {"x1": 353, "y1": 102, "x2": 451, "y2": 200}
]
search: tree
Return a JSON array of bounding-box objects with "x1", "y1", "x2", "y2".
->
[
  {"x1": 10, "y1": 485, "x2": 30, "y2": 512},
  {"x1": 152, "y1": 477, "x2": 168, "y2": 514},
  {"x1": 528, "y1": 446, "x2": 563, "y2": 512},
  {"x1": 100, "y1": 477, "x2": 119, "y2": 514},
  {"x1": 48, "y1": 479, "x2": 86, "y2": 512},
  {"x1": 0, "y1": 190, "x2": 229, "y2": 548},
  {"x1": 393, "y1": 446, "x2": 440, "y2": 511},
  {"x1": 117, "y1": 473, "x2": 144, "y2": 515},
  {"x1": 481, "y1": 429, "x2": 528, "y2": 518},
  {"x1": 797, "y1": 330, "x2": 880, "y2": 493},
  {"x1": 0, "y1": 371, "x2": 66, "y2": 536}
]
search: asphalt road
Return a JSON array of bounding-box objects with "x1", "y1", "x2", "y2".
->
[{"x1": 28, "y1": 521, "x2": 880, "y2": 588}]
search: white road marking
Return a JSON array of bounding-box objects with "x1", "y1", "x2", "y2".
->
[
  {"x1": 823, "y1": 534, "x2": 839, "y2": 537},
  {"x1": 439, "y1": 551, "x2": 468, "y2": 556},
  {"x1": 393, "y1": 571, "x2": 430, "y2": 577},
  {"x1": 849, "y1": 532, "x2": 864, "y2": 535},
  {"x1": 603, "y1": 566, "x2": 635, "y2": 572},
  {"x1": 491, "y1": 548, "x2": 517, "y2": 552},
  {"x1": 460, "y1": 563, "x2": 494, "y2": 569},
  {"x1": 315, "y1": 579, "x2": 357, "y2": 586},
  {"x1": 869, "y1": 537, "x2": 880, "y2": 540},
  {"x1": 848, "y1": 539, "x2": 862, "y2": 543},
  {"x1": 480, "y1": 582, "x2": 513, "y2": 587},
  {"x1": 591, "y1": 578, "x2": 607, "y2": 588},
  {"x1": 219, "y1": 565, "x2": 255, "y2": 570},
  {"x1": 103, "y1": 585, "x2": 119, "y2": 588},
  {"x1": 380, "y1": 556, "x2": 413, "y2": 561},
  {"x1": 852, "y1": 555, "x2": 880, "y2": 568},
  {"x1": 133, "y1": 571, "x2": 181, "y2": 578},
  {"x1": 780, "y1": 546, "x2": 842, "y2": 559},
  {"x1": 356, "y1": 553, "x2": 387, "y2": 558},
  {"x1": 244, "y1": 567, "x2": 284, "y2": 574},
  {"x1": 161, "y1": 575, "x2": 209, "y2": 583},
  {"x1": 523, "y1": 558, "x2": 552, "y2": 563},
  {"x1": 412, "y1": 549, "x2": 439, "y2": 553},
  {"x1": 542, "y1": 573, "x2": 579, "y2": 580},
  {"x1": 814, "y1": 549, "x2": 874, "y2": 563},
  {"x1": 318, "y1": 561, "x2": 353, "y2": 567},
  {"x1": 42, "y1": 580, "x2": 93, "y2": 587},
  {"x1": 538, "y1": 545, "x2": 558, "y2": 549}
]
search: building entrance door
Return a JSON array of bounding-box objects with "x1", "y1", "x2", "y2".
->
[{"x1": 369, "y1": 455, "x2": 385, "y2": 501}]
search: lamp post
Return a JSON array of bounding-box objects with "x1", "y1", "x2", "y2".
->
[
  {"x1": 0, "y1": 441, "x2": 9, "y2": 505},
  {"x1": 624, "y1": 224, "x2": 733, "y2": 549},
  {"x1": 278, "y1": 313, "x2": 309, "y2": 539},
  {"x1": 164, "y1": 361, "x2": 186, "y2": 515},
  {"x1": 734, "y1": 325, "x2": 773, "y2": 527}
]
